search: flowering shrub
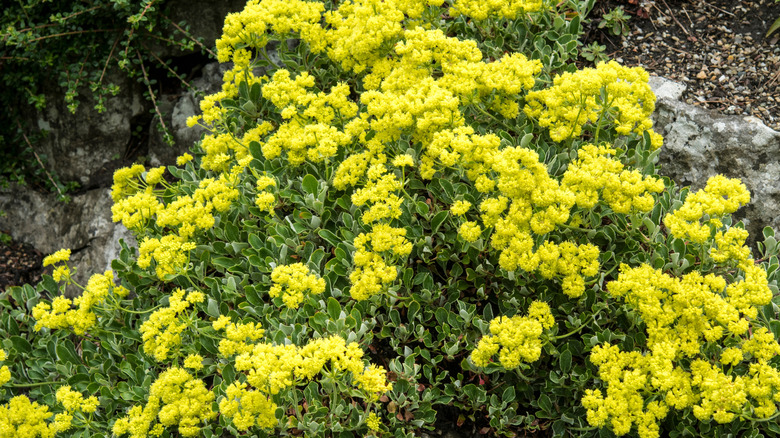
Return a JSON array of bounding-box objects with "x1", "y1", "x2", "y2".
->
[{"x1": 2, "y1": 0, "x2": 780, "y2": 437}]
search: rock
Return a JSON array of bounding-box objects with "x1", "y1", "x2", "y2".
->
[
  {"x1": 147, "y1": 62, "x2": 232, "y2": 167},
  {"x1": 650, "y1": 76, "x2": 780, "y2": 244},
  {"x1": 26, "y1": 68, "x2": 148, "y2": 186},
  {"x1": 0, "y1": 184, "x2": 136, "y2": 293}
]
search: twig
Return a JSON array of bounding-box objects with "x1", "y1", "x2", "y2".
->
[
  {"x1": 659, "y1": 0, "x2": 690, "y2": 35},
  {"x1": 26, "y1": 29, "x2": 117, "y2": 44},
  {"x1": 668, "y1": 46, "x2": 693, "y2": 56},
  {"x1": 700, "y1": 0, "x2": 735, "y2": 16},
  {"x1": 98, "y1": 33, "x2": 122, "y2": 85},
  {"x1": 680, "y1": 7, "x2": 694, "y2": 29},
  {"x1": 158, "y1": 12, "x2": 217, "y2": 58},
  {"x1": 136, "y1": 50, "x2": 170, "y2": 141},
  {"x1": 15, "y1": 120, "x2": 64, "y2": 198}
]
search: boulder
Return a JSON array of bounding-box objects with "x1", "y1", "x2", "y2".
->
[
  {"x1": 0, "y1": 184, "x2": 136, "y2": 293},
  {"x1": 650, "y1": 76, "x2": 780, "y2": 243},
  {"x1": 28, "y1": 68, "x2": 148, "y2": 186}
]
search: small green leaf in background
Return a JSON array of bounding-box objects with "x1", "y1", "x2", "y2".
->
[{"x1": 302, "y1": 174, "x2": 318, "y2": 195}]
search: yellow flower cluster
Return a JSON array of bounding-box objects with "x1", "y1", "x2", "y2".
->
[
  {"x1": 140, "y1": 289, "x2": 204, "y2": 362},
  {"x1": 216, "y1": 0, "x2": 326, "y2": 64},
  {"x1": 584, "y1": 261, "x2": 777, "y2": 437},
  {"x1": 111, "y1": 164, "x2": 146, "y2": 202},
  {"x1": 562, "y1": 143, "x2": 664, "y2": 213},
  {"x1": 214, "y1": 316, "x2": 266, "y2": 357},
  {"x1": 0, "y1": 395, "x2": 71, "y2": 438},
  {"x1": 255, "y1": 175, "x2": 277, "y2": 214},
  {"x1": 422, "y1": 126, "x2": 500, "y2": 186},
  {"x1": 137, "y1": 235, "x2": 197, "y2": 280},
  {"x1": 212, "y1": 317, "x2": 392, "y2": 430},
  {"x1": 449, "y1": 0, "x2": 543, "y2": 20},
  {"x1": 664, "y1": 175, "x2": 751, "y2": 244},
  {"x1": 0, "y1": 349, "x2": 9, "y2": 387},
  {"x1": 113, "y1": 367, "x2": 216, "y2": 438},
  {"x1": 155, "y1": 176, "x2": 240, "y2": 240},
  {"x1": 33, "y1": 270, "x2": 128, "y2": 335},
  {"x1": 350, "y1": 164, "x2": 404, "y2": 224},
  {"x1": 350, "y1": 223, "x2": 412, "y2": 300},
  {"x1": 261, "y1": 70, "x2": 357, "y2": 165},
  {"x1": 471, "y1": 301, "x2": 555, "y2": 368},
  {"x1": 219, "y1": 381, "x2": 278, "y2": 430},
  {"x1": 56, "y1": 385, "x2": 99, "y2": 418},
  {"x1": 525, "y1": 61, "x2": 662, "y2": 147},
  {"x1": 269, "y1": 263, "x2": 326, "y2": 308}
]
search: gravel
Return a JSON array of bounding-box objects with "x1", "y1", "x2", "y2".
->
[{"x1": 586, "y1": 0, "x2": 780, "y2": 131}]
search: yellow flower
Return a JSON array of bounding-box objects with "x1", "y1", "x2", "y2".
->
[
  {"x1": 43, "y1": 248, "x2": 71, "y2": 267},
  {"x1": 269, "y1": 263, "x2": 326, "y2": 309},
  {"x1": 176, "y1": 153, "x2": 194, "y2": 166},
  {"x1": 451, "y1": 200, "x2": 471, "y2": 216}
]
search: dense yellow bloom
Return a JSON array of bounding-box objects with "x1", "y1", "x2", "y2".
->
[
  {"x1": 451, "y1": 200, "x2": 471, "y2": 216},
  {"x1": 219, "y1": 382, "x2": 278, "y2": 430},
  {"x1": 32, "y1": 270, "x2": 127, "y2": 335},
  {"x1": 114, "y1": 367, "x2": 216, "y2": 438},
  {"x1": 56, "y1": 385, "x2": 99, "y2": 414},
  {"x1": 0, "y1": 349, "x2": 9, "y2": 387},
  {"x1": 587, "y1": 261, "x2": 779, "y2": 437},
  {"x1": 664, "y1": 175, "x2": 750, "y2": 244},
  {"x1": 43, "y1": 248, "x2": 71, "y2": 267},
  {"x1": 137, "y1": 235, "x2": 197, "y2": 280},
  {"x1": 562, "y1": 143, "x2": 664, "y2": 213},
  {"x1": 229, "y1": 334, "x2": 392, "y2": 403},
  {"x1": 525, "y1": 61, "x2": 660, "y2": 145},
  {"x1": 0, "y1": 395, "x2": 71, "y2": 438},
  {"x1": 349, "y1": 224, "x2": 412, "y2": 300},
  {"x1": 449, "y1": 0, "x2": 543, "y2": 20},
  {"x1": 111, "y1": 191, "x2": 162, "y2": 231},
  {"x1": 176, "y1": 153, "x2": 193, "y2": 166},
  {"x1": 111, "y1": 164, "x2": 146, "y2": 202},
  {"x1": 471, "y1": 301, "x2": 555, "y2": 368},
  {"x1": 269, "y1": 263, "x2": 326, "y2": 308},
  {"x1": 140, "y1": 289, "x2": 204, "y2": 362}
]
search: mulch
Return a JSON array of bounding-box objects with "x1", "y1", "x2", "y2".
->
[{"x1": 0, "y1": 237, "x2": 43, "y2": 292}]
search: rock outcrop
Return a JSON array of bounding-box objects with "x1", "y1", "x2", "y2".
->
[{"x1": 650, "y1": 76, "x2": 780, "y2": 244}]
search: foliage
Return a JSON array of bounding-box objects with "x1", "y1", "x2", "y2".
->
[
  {"x1": 0, "y1": 0, "x2": 212, "y2": 195},
  {"x1": 3, "y1": 1, "x2": 780, "y2": 437},
  {"x1": 580, "y1": 41, "x2": 608, "y2": 63},
  {"x1": 599, "y1": 6, "x2": 631, "y2": 37}
]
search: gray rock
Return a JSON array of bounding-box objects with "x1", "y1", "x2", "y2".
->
[
  {"x1": 650, "y1": 76, "x2": 780, "y2": 243},
  {"x1": 28, "y1": 68, "x2": 148, "y2": 186},
  {"x1": 147, "y1": 62, "x2": 231, "y2": 167},
  {"x1": 0, "y1": 184, "x2": 136, "y2": 292}
]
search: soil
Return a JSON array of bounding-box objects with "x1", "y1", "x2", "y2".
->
[{"x1": 583, "y1": 0, "x2": 780, "y2": 131}]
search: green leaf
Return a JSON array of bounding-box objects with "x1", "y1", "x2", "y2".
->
[
  {"x1": 249, "y1": 141, "x2": 262, "y2": 159},
  {"x1": 207, "y1": 298, "x2": 220, "y2": 318},
  {"x1": 559, "y1": 349, "x2": 572, "y2": 374},
  {"x1": 10, "y1": 335, "x2": 31, "y2": 354},
  {"x1": 56, "y1": 339, "x2": 81, "y2": 365},
  {"x1": 248, "y1": 233, "x2": 263, "y2": 249},
  {"x1": 212, "y1": 257, "x2": 235, "y2": 270},
  {"x1": 431, "y1": 211, "x2": 449, "y2": 234},
  {"x1": 318, "y1": 229, "x2": 342, "y2": 247},
  {"x1": 767, "y1": 16, "x2": 780, "y2": 37},
  {"x1": 407, "y1": 300, "x2": 420, "y2": 322},
  {"x1": 502, "y1": 386, "x2": 516, "y2": 403},
  {"x1": 520, "y1": 133, "x2": 534, "y2": 148},
  {"x1": 302, "y1": 174, "x2": 318, "y2": 195},
  {"x1": 537, "y1": 393, "x2": 553, "y2": 414},
  {"x1": 327, "y1": 297, "x2": 341, "y2": 321}
]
